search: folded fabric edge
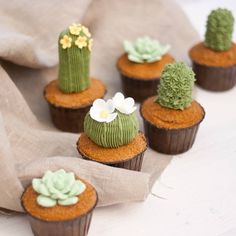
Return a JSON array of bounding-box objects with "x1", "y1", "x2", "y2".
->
[{"x1": 17, "y1": 156, "x2": 151, "y2": 211}]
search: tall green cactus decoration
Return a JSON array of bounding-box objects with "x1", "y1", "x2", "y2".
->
[
  {"x1": 58, "y1": 23, "x2": 93, "y2": 93},
  {"x1": 156, "y1": 62, "x2": 195, "y2": 110},
  {"x1": 204, "y1": 8, "x2": 234, "y2": 52}
]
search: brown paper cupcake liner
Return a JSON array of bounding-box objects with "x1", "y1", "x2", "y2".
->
[
  {"x1": 21, "y1": 189, "x2": 98, "y2": 236},
  {"x1": 192, "y1": 61, "x2": 236, "y2": 91},
  {"x1": 120, "y1": 74, "x2": 159, "y2": 102},
  {"x1": 78, "y1": 147, "x2": 146, "y2": 172},
  {"x1": 142, "y1": 111, "x2": 205, "y2": 155},
  {"x1": 27, "y1": 211, "x2": 93, "y2": 236},
  {"x1": 46, "y1": 102, "x2": 90, "y2": 133}
]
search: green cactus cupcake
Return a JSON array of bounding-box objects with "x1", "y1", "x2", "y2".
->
[
  {"x1": 117, "y1": 36, "x2": 175, "y2": 102},
  {"x1": 21, "y1": 169, "x2": 98, "y2": 236},
  {"x1": 141, "y1": 62, "x2": 205, "y2": 154},
  {"x1": 77, "y1": 92, "x2": 147, "y2": 171},
  {"x1": 189, "y1": 8, "x2": 236, "y2": 91},
  {"x1": 44, "y1": 23, "x2": 106, "y2": 133}
]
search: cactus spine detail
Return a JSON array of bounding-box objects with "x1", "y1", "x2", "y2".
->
[
  {"x1": 204, "y1": 8, "x2": 234, "y2": 52},
  {"x1": 156, "y1": 62, "x2": 195, "y2": 110}
]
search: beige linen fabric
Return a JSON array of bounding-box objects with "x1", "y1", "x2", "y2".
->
[{"x1": 0, "y1": 0, "x2": 199, "y2": 212}]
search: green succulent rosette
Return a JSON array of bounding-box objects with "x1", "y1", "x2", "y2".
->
[
  {"x1": 124, "y1": 36, "x2": 170, "y2": 63},
  {"x1": 32, "y1": 169, "x2": 86, "y2": 207},
  {"x1": 204, "y1": 8, "x2": 234, "y2": 51},
  {"x1": 84, "y1": 93, "x2": 139, "y2": 148},
  {"x1": 58, "y1": 23, "x2": 93, "y2": 93},
  {"x1": 157, "y1": 62, "x2": 195, "y2": 110}
]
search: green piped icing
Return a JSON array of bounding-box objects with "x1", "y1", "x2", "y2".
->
[
  {"x1": 156, "y1": 62, "x2": 195, "y2": 110},
  {"x1": 84, "y1": 111, "x2": 139, "y2": 148},
  {"x1": 32, "y1": 169, "x2": 86, "y2": 208},
  {"x1": 204, "y1": 8, "x2": 234, "y2": 51},
  {"x1": 58, "y1": 24, "x2": 92, "y2": 93},
  {"x1": 124, "y1": 36, "x2": 170, "y2": 63}
]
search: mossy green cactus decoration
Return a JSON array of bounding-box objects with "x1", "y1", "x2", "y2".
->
[
  {"x1": 84, "y1": 93, "x2": 139, "y2": 148},
  {"x1": 58, "y1": 23, "x2": 93, "y2": 93},
  {"x1": 204, "y1": 8, "x2": 234, "y2": 51},
  {"x1": 157, "y1": 62, "x2": 195, "y2": 110}
]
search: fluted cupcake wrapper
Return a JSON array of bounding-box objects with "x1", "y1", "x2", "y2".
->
[
  {"x1": 21, "y1": 185, "x2": 98, "y2": 236},
  {"x1": 78, "y1": 147, "x2": 146, "y2": 172},
  {"x1": 192, "y1": 61, "x2": 236, "y2": 91},
  {"x1": 120, "y1": 74, "x2": 159, "y2": 102},
  {"x1": 27, "y1": 211, "x2": 94, "y2": 236},
  {"x1": 46, "y1": 102, "x2": 91, "y2": 133},
  {"x1": 142, "y1": 111, "x2": 205, "y2": 155}
]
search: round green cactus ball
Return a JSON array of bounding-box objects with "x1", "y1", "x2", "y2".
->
[
  {"x1": 156, "y1": 62, "x2": 195, "y2": 110},
  {"x1": 204, "y1": 8, "x2": 234, "y2": 51},
  {"x1": 84, "y1": 112, "x2": 139, "y2": 148}
]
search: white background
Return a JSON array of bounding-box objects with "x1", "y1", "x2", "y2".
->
[{"x1": 0, "y1": 0, "x2": 236, "y2": 235}]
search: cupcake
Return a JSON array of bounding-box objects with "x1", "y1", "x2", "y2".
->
[
  {"x1": 189, "y1": 8, "x2": 236, "y2": 91},
  {"x1": 77, "y1": 92, "x2": 147, "y2": 171},
  {"x1": 141, "y1": 62, "x2": 205, "y2": 154},
  {"x1": 21, "y1": 169, "x2": 97, "y2": 236},
  {"x1": 44, "y1": 23, "x2": 106, "y2": 133},
  {"x1": 117, "y1": 37, "x2": 175, "y2": 102}
]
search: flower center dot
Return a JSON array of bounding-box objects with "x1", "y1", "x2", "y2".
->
[{"x1": 100, "y1": 110, "x2": 109, "y2": 118}]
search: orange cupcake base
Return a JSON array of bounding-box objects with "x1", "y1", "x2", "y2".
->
[
  {"x1": 44, "y1": 79, "x2": 106, "y2": 133},
  {"x1": 21, "y1": 179, "x2": 98, "y2": 236},
  {"x1": 77, "y1": 132, "x2": 147, "y2": 171},
  {"x1": 117, "y1": 53, "x2": 175, "y2": 102},
  {"x1": 140, "y1": 98, "x2": 205, "y2": 154},
  {"x1": 189, "y1": 42, "x2": 236, "y2": 91}
]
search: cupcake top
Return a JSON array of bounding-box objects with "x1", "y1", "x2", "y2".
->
[
  {"x1": 44, "y1": 79, "x2": 106, "y2": 109},
  {"x1": 84, "y1": 92, "x2": 139, "y2": 148},
  {"x1": 22, "y1": 169, "x2": 97, "y2": 221},
  {"x1": 117, "y1": 37, "x2": 174, "y2": 79},
  {"x1": 141, "y1": 62, "x2": 204, "y2": 129}
]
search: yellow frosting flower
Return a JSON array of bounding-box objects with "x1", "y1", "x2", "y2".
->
[
  {"x1": 69, "y1": 23, "x2": 82, "y2": 35},
  {"x1": 88, "y1": 39, "x2": 93, "y2": 51},
  {"x1": 75, "y1": 36, "x2": 88, "y2": 49},
  {"x1": 82, "y1": 26, "x2": 91, "y2": 38},
  {"x1": 60, "y1": 35, "x2": 72, "y2": 49}
]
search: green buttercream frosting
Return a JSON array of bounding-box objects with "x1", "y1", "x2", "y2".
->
[
  {"x1": 58, "y1": 23, "x2": 93, "y2": 93},
  {"x1": 84, "y1": 111, "x2": 139, "y2": 148},
  {"x1": 32, "y1": 169, "x2": 86, "y2": 208},
  {"x1": 204, "y1": 8, "x2": 234, "y2": 51},
  {"x1": 156, "y1": 62, "x2": 195, "y2": 110},
  {"x1": 124, "y1": 36, "x2": 170, "y2": 63}
]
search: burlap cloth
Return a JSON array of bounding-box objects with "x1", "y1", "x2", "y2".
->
[{"x1": 0, "y1": 0, "x2": 199, "y2": 212}]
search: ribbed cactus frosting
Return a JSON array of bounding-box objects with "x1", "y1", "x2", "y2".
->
[
  {"x1": 84, "y1": 93, "x2": 138, "y2": 148},
  {"x1": 58, "y1": 23, "x2": 93, "y2": 93},
  {"x1": 204, "y1": 8, "x2": 234, "y2": 51},
  {"x1": 84, "y1": 111, "x2": 139, "y2": 148},
  {"x1": 157, "y1": 62, "x2": 195, "y2": 110}
]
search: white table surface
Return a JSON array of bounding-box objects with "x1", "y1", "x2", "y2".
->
[{"x1": 1, "y1": 0, "x2": 236, "y2": 235}]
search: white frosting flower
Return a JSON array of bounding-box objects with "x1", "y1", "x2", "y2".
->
[
  {"x1": 90, "y1": 99, "x2": 117, "y2": 123},
  {"x1": 112, "y1": 92, "x2": 136, "y2": 114}
]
